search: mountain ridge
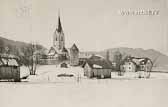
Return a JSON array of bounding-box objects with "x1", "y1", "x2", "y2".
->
[{"x1": 83, "y1": 47, "x2": 168, "y2": 67}]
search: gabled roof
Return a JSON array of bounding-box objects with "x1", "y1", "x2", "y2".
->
[
  {"x1": 70, "y1": 44, "x2": 79, "y2": 52},
  {"x1": 48, "y1": 47, "x2": 57, "y2": 56},
  {"x1": 61, "y1": 47, "x2": 68, "y2": 53},
  {"x1": 89, "y1": 54, "x2": 104, "y2": 60},
  {"x1": 85, "y1": 59, "x2": 112, "y2": 69}
]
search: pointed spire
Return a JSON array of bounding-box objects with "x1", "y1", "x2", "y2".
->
[{"x1": 57, "y1": 10, "x2": 63, "y2": 32}]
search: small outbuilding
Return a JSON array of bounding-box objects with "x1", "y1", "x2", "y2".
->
[
  {"x1": 83, "y1": 58, "x2": 112, "y2": 79},
  {"x1": 60, "y1": 62, "x2": 68, "y2": 68}
]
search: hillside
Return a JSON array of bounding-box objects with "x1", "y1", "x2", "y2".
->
[
  {"x1": 0, "y1": 36, "x2": 27, "y2": 48},
  {"x1": 0, "y1": 36, "x2": 46, "y2": 54},
  {"x1": 83, "y1": 47, "x2": 168, "y2": 67}
]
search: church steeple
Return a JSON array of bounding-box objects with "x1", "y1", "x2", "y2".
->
[
  {"x1": 57, "y1": 11, "x2": 63, "y2": 32},
  {"x1": 53, "y1": 11, "x2": 65, "y2": 51}
]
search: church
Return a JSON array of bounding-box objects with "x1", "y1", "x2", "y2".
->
[
  {"x1": 44, "y1": 13, "x2": 79, "y2": 65},
  {"x1": 48, "y1": 14, "x2": 68, "y2": 61}
]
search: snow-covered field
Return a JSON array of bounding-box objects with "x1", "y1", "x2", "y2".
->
[
  {"x1": 21, "y1": 65, "x2": 168, "y2": 83},
  {"x1": 0, "y1": 65, "x2": 168, "y2": 107}
]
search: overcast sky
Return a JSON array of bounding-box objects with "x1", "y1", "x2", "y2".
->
[{"x1": 0, "y1": 0, "x2": 168, "y2": 54}]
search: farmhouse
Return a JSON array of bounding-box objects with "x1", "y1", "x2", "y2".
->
[
  {"x1": 0, "y1": 54, "x2": 20, "y2": 82},
  {"x1": 120, "y1": 56, "x2": 137, "y2": 72},
  {"x1": 83, "y1": 57, "x2": 112, "y2": 78},
  {"x1": 120, "y1": 56, "x2": 153, "y2": 72}
]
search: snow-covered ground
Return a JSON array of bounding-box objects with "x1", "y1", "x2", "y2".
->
[
  {"x1": 0, "y1": 65, "x2": 168, "y2": 107},
  {"x1": 0, "y1": 79, "x2": 168, "y2": 107},
  {"x1": 21, "y1": 65, "x2": 168, "y2": 83}
]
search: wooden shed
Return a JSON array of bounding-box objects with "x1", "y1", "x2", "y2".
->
[
  {"x1": 83, "y1": 59, "x2": 112, "y2": 79},
  {"x1": 0, "y1": 54, "x2": 20, "y2": 82}
]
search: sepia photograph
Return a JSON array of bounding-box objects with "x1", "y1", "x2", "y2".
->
[{"x1": 0, "y1": 0, "x2": 168, "y2": 107}]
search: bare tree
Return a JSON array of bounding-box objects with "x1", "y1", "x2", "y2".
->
[
  {"x1": 113, "y1": 51, "x2": 123, "y2": 76},
  {"x1": 146, "y1": 55, "x2": 159, "y2": 78},
  {"x1": 19, "y1": 43, "x2": 43, "y2": 75}
]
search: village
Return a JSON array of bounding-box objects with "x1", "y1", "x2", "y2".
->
[
  {"x1": 1, "y1": 0, "x2": 168, "y2": 107},
  {"x1": 0, "y1": 13, "x2": 167, "y2": 83}
]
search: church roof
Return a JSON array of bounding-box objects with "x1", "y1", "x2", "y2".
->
[
  {"x1": 61, "y1": 47, "x2": 68, "y2": 53},
  {"x1": 48, "y1": 47, "x2": 57, "y2": 56}
]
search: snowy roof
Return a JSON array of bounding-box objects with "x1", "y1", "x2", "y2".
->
[
  {"x1": 85, "y1": 59, "x2": 112, "y2": 69},
  {"x1": 0, "y1": 55, "x2": 19, "y2": 67},
  {"x1": 7, "y1": 59, "x2": 19, "y2": 66},
  {"x1": 122, "y1": 56, "x2": 152, "y2": 66},
  {"x1": 89, "y1": 54, "x2": 105, "y2": 60},
  {"x1": 0, "y1": 53, "x2": 19, "y2": 59}
]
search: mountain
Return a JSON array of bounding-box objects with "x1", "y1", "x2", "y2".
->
[{"x1": 83, "y1": 47, "x2": 168, "y2": 67}]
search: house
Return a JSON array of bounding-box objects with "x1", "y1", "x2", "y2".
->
[
  {"x1": 83, "y1": 58, "x2": 112, "y2": 79},
  {"x1": 132, "y1": 57, "x2": 153, "y2": 72},
  {"x1": 120, "y1": 56, "x2": 153, "y2": 72},
  {"x1": 70, "y1": 44, "x2": 79, "y2": 66},
  {"x1": 120, "y1": 57, "x2": 137, "y2": 72},
  {"x1": 0, "y1": 54, "x2": 20, "y2": 82}
]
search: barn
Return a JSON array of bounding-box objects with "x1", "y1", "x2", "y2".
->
[
  {"x1": 0, "y1": 54, "x2": 20, "y2": 82},
  {"x1": 83, "y1": 58, "x2": 112, "y2": 79}
]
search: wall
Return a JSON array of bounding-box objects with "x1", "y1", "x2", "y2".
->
[
  {"x1": 70, "y1": 51, "x2": 79, "y2": 66},
  {"x1": 93, "y1": 69, "x2": 111, "y2": 78},
  {"x1": 0, "y1": 66, "x2": 20, "y2": 81},
  {"x1": 123, "y1": 62, "x2": 136, "y2": 72}
]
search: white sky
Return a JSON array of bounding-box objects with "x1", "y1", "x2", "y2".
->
[{"x1": 0, "y1": 0, "x2": 168, "y2": 54}]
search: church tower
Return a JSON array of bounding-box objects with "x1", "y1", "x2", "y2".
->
[{"x1": 53, "y1": 13, "x2": 65, "y2": 51}]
